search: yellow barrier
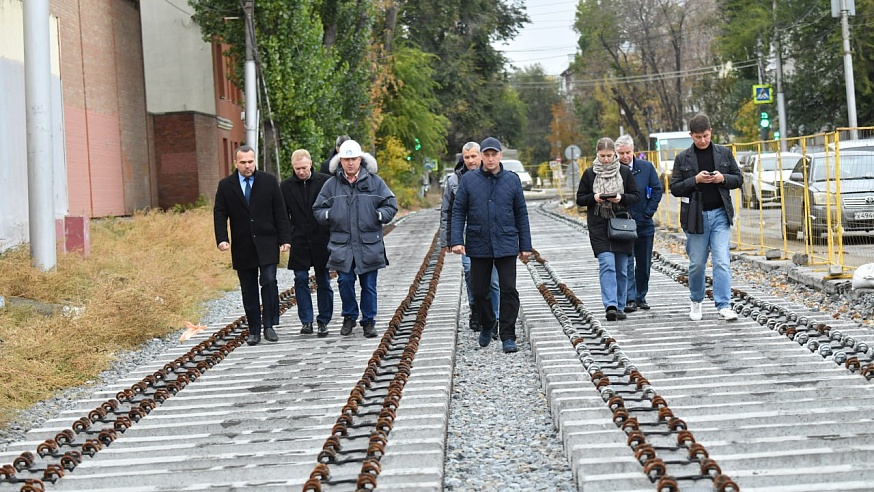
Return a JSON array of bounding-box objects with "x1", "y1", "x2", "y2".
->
[{"x1": 652, "y1": 127, "x2": 874, "y2": 277}]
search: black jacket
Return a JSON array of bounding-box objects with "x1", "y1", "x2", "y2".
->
[
  {"x1": 213, "y1": 170, "x2": 292, "y2": 270},
  {"x1": 669, "y1": 143, "x2": 743, "y2": 232},
  {"x1": 280, "y1": 170, "x2": 331, "y2": 271},
  {"x1": 576, "y1": 165, "x2": 641, "y2": 256}
]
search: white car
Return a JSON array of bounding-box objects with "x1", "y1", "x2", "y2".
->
[
  {"x1": 502, "y1": 159, "x2": 533, "y2": 190},
  {"x1": 740, "y1": 152, "x2": 802, "y2": 208}
]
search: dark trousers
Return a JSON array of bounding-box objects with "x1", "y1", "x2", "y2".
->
[
  {"x1": 237, "y1": 263, "x2": 279, "y2": 335},
  {"x1": 627, "y1": 234, "x2": 654, "y2": 303},
  {"x1": 470, "y1": 256, "x2": 519, "y2": 341}
]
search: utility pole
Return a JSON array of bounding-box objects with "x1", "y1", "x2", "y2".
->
[
  {"x1": 835, "y1": 0, "x2": 858, "y2": 140},
  {"x1": 774, "y1": 0, "x2": 788, "y2": 152},
  {"x1": 24, "y1": 0, "x2": 57, "y2": 270},
  {"x1": 243, "y1": 1, "x2": 258, "y2": 161}
]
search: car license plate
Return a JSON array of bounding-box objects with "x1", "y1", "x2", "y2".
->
[{"x1": 854, "y1": 211, "x2": 874, "y2": 220}]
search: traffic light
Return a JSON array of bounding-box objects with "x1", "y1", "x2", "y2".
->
[
  {"x1": 759, "y1": 111, "x2": 770, "y2": 141},
  {"x1": 414, "y1": 138, "x2": 421, "y2": 151}
]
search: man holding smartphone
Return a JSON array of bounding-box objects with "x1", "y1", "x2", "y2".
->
[{"x1": 669, "y1": 113, "x2": 743, "y2": 322}]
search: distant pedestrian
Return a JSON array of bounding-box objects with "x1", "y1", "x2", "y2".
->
[
  {"x1": 576, "y1": 137, "x2": 640, "y2": 321},
  {"x1": 214, "y1": 144, "x2": 291, "y2": 346},
  {"x1": 313, "y1": 139, "x2": 398, "y2": 338},
  {"x1": 615, "y1": 135, "x2": 662, "y2": 312},
  {"x1": 438, "y1": 142, "x2": 500, "y2": 332},
  {"x1": 320, "y1": 135, "x2": 351, "y2": 175},
  {"x1": 280, "y1": 149, "x2": 333, "y2": 337},
  {"x1": 451, "y1": 137, "x2": 532, "y2": 353},
  {"x1": 669, "y1": 113, "x2": 743, "y2": 321}
]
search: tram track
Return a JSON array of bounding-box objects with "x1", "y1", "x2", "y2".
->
[{"x1": 524, "y1": 204, "x2": 874, "y2": 491}]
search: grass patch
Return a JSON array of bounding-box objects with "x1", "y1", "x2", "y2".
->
[{"x1": 0, "y1": 208, "x2": 238, "y2": 427}]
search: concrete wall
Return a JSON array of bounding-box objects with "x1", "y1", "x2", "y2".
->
[
  {"x1": 140, "y1": 0, "x2": 215, "y2": 115},
  {"x1": 0, "y1": 0, "x2": 67, "y2": 252}
]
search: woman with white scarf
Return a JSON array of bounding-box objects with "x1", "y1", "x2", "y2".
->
[{"x1": 576, "y1": 137, "x2": 641, "y2": 321}]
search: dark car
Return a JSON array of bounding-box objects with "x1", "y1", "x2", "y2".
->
[{"x1": 783, "y1": 150, "x2": 874, "y2": 239}]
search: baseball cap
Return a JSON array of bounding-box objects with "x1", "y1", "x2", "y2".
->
[
  {"x1": 480, "y1": 137, "x2": 502, "y2": 152},
  {"x1": 338, "y1": 140, "x2": 362, "y2": 158}
]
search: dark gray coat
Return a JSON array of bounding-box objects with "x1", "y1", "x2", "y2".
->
[{"x1": 313, "y1": 153, "x2": 398, "y2": 275}]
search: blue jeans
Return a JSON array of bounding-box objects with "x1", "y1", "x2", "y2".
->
[
  {"x1": 294, "y1": 266, "x2": 333, "y2": 325},
  {"x1": 686, "y1": 208, "x2": 731, "y2": 309},
  {"x1": 337, "y1": 263, "x2": 378, "y2": 324},
  {"x1": 597, "y1": 252, "x2": 628, "y2": 310},
  {"x1": 461, "y1": 254, "x2": 500, "y2": 319},
  {"x1": 626, "y1": 234, "x2": 655, "y2": 303}
]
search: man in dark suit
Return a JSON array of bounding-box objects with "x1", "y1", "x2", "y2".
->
[
  {"x1": 214, "y1": 145, "x2": 292, "y2": 345},
  {"x1": 616, "y1": 135, "x2": 663, "y2": 312},
  {"x1": 280, "y1": 149, "x2": 333, "y2": 337}
]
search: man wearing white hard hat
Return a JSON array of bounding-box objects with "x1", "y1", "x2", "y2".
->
[{"x1": 313, "y1": 139, "x2": 398, "y2": 338}]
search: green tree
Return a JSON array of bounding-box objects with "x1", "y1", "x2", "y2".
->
[
  {"x1": 399, "y1": 0, "x2": 529, "y2": 156},
  {"x1": 511, "y1": 66, "x2": 561, "y2": 164}
]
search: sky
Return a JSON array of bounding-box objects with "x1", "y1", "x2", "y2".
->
[{"x1": 494, "y1": 0, "x2": 580, "y2": 76}]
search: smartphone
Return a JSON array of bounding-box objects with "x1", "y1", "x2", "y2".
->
[
  {"x1": 707, "y1": 171, "x2": 717, "y2": 176},
  {"x1": 600, "y1": 193, "x2": 617, "y2": 199}
]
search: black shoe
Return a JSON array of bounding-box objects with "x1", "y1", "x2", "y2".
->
[
  {"x1": 606, "y1": 307, "x2": 618, "y2": 321},
  {"x1": 263, "y1": 326, "x2": 278, "y2": 342},
  {"x1": 624, "y1": 301, "x2": 637, "y2": 313},
  {"x1": 317, "y1": 321, "x2": 328, "y2": 337},
  {"x1": 616, "y1": 311, "x2": 627, "y2": 321},
  {"x1": 300, "y1": 322, "x2": 313, "y2": 335},
  {"x1": 340, "y1": 317, "x2": 355, "y2": 336},
  {"x1": 638, "y1": 300, "x2": 650, "y2": 310},
  {"x1": 492, "y1": 325, "x2": 499, "y2": 340},
  {"x1": 246, "y1": 333, "x2": 261, "y2": 346},
  {"x1": 362, "y1": 321, "x2": 377, "y2": 338},
  {"x1": 468, "y1": 309, "x2": 481, "y2": 331}
]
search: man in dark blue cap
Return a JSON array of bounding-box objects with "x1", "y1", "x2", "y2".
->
[{"x1": 450, "y1": 136, "x2": 532, "y2": 354}]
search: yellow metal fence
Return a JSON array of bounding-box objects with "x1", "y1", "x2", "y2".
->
[{"x1": 650, "y1": 128, "x2": 874, "y2": 277}]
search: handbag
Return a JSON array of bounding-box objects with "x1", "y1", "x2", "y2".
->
[{"x1": 607, "y1": 212, "x2": 638, "y2": 242}]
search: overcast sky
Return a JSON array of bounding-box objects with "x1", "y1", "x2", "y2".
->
[{"x1": 494, "y1": 0, "x2": 580, "y2": 76}]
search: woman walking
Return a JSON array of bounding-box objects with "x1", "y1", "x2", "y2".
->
[{"x1": 576, "y1": 137, "x2": 641, "y2": 321}]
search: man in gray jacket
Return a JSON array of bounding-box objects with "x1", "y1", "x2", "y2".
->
[{"x1": 313, "y1": 139, "x2": 398, "y2": 338}]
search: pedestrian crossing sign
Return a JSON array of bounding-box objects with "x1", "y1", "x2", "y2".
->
[{"x1": 753, "y1": 84, "x2": 773, "y2": 104}]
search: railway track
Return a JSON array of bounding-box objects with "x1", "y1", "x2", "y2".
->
[{"x1": 2, "y1": 204, "x2": 873, "y2": 491}]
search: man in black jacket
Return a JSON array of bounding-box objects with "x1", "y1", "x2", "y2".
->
[
  {"x1": 214, "y1": 145, "x2": 292, "y2": 345},
  {"x1": 280, "y1": 149, "x2": 333, "y2": 337}
]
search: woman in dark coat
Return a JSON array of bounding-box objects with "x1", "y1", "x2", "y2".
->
[{"x1": 576, "y1": 137, "x2": 641, "y2": 321}]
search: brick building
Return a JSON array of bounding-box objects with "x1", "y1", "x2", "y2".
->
[{"x1": 0, "y1": 0, "x2": 244, "y2": 251}]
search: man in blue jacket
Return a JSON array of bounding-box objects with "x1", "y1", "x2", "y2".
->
[
  {"x1": 313, "y1": 139, "x2": 398, "y2": 338},
  {"x1": 450, "y1": 137, "x2": 532, "y2": 353},
  {"x1": 616, "y1": 135, "x2": 663, "y2": 312}
]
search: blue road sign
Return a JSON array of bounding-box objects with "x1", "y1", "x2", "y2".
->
[{"x1": 753, "y1": 84, "x2": 773, "y2": 104}]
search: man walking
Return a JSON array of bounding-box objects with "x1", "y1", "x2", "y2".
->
[
  {"x1": 214, "y1": 144, "x2": 291, "y2": 345},
  {"x1": 438, "y1": 142, "x2": 500, "y2": 332},
  {"x1": 451, "y1": 137, "x2": 532, "y2": 353},
  {"x1": 669, "y1": 113, "x2": 743, "y2": 321},
  {"x1": 280, "y1": 149, "x2": 333, "y2": 337},
  {"x1": 313, "y1": 139, "x2": 398, "y2": 338},
  {"x1": 615, "y1": 135, "x2": 662, "y2": 312}
]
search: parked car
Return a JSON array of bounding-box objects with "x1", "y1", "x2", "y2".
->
[
  {"x1": 502, "y1": 159, "x2": 534, "y2": 190},
  {"x1": 438, "y1": 168, "x2": 455, "y2": 188},
  {"x1": 783, "y1": 150, "x2": 874, "y2": 240},
  {"x1": 740, "y1": 152, "x2": 802, "y2": 208}
]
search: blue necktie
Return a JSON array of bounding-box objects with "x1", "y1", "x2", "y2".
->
[{"x1": 244, "y1": 177, "x2": 251, "y2": 203}]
